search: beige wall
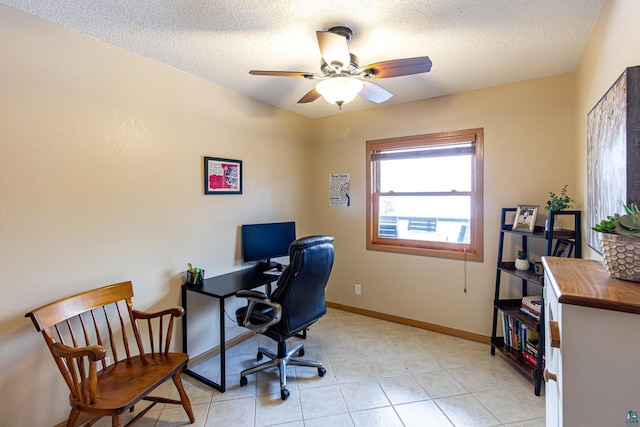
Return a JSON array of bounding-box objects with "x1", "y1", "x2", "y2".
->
[
  {"x1": 314, "y1": 74, "x2": 576, "y2": 336},
  {"x1": 574, "y1": 0, "x2": 640, "y2": 259},
  {"x1": 4, "y1": 0, "x2": 640, "y2": 425},
  {"x1": 0, "y1": 6, "x2": 312, "y2": 426}
]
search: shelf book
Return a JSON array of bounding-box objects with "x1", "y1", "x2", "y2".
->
[
  {"x1": 501, "y1": 312, "x2": 544, "y2": 368},
  {"x1": 520, "y1": 295, "x2": 542, "y2": 321},
  {"x1": 502, "y1": 313, "x2": 537, "y2": 352}
]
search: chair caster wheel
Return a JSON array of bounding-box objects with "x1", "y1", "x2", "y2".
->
[
  {"x1": 298, "y1": 348, "x2": 305, "y2": 357},
  {"x1": 257, "y1": 352, "x2": 263, "y2": 361},
  {"x1": 280, "y1": 388, "x2": 290, "y2": 400},
  {"x1": 240, "y1": 376, "x2": 247, "y2": 386},
  {"x1": 318, "y1": 367, "x2": 326, "y2": 377}
]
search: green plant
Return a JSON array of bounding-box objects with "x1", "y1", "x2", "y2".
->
[
  {"x1": 517, "y1": 249, "x2": 527, "y2": 260},
  {"x1": 544, "y1": 185, "x2": 574, "y2": 212},
  {"x1": 593, "y1": 201, "x2": 640, "y2": 238}
]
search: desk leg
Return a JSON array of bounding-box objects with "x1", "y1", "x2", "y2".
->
[
  {"x1": 181, "y1": 288, "x2": 227, "y2": 393},
  {"x1": 181, "y1": 286, "x2": 187, "y2": 354},
  {"x1": 219, "y1": 297, "x2": 226, "y2": 393}
]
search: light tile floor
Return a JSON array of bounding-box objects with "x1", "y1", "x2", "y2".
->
[{"x1": 101, "y1": 308, "x2": 545, "y2": 427}]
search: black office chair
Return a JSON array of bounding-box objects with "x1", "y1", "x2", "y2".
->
[{"x1": 235, "y1": 235, "x2": 335, "y2": 400}]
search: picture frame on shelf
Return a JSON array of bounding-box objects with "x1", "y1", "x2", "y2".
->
[
  {"x1": 512, "y1": 205, "x2": 538, "y2": 232},
  {"x1": 204, "y1": 157, "x2": 242, "y2": 195},
  {"x1": 553, "y1": 239, "x2": 575, "y2": 257}
]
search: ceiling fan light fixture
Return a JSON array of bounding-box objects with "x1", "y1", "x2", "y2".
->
[
  {"x1": 316, "y1": 77, "x2": 364, "y2": 109},
  {"x1": 250, "y1": 26, "x2": 432, "y2": 110}
]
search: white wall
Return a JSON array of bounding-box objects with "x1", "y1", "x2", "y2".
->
[{"x1": 0, "y1": 6, "x2": 312, "y2": 426}]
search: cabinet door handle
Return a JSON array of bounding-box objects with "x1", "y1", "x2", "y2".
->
[
  {"x1": 549, "y1": 320, "x2": 561, "y2": 348},
  {"x1": 543, "y1": 368, "x2": 557, "y2": 383}
]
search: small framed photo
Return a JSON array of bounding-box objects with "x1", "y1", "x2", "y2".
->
[
  {"x1": 553, "y1": 239, "x2": 575, "y2": 257},
  {"x1": 512, "y1": 205, "x2": 539, "y2": 232},
  {"x1": 204, "y1": 157, "x2": 242, "y2": 195}
]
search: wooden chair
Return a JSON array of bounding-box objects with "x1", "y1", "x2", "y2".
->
[{"x1": 25, "y1": 281, "x2": 195, "y2": 427}]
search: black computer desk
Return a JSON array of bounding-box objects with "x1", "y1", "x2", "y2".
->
[{"x1": 181, "y1": 267, "x2": 279, "y2": 392}]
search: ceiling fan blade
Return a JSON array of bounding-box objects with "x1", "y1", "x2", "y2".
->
[
  {"x1": 297, "y1": 88, "x2": 322, "y2": 104},
  {"x1": 249, "y1": 70, "x2": 321, "y2": 79},
  {"x1": 316, "y1": 31, "x2": 351, "y2": 69},
  {"x1": 360, "y1": 56, "x2": 432, "y2": 78},
  {"x1": 359, "y1": 81, "x2": 393, "y2": 103}
]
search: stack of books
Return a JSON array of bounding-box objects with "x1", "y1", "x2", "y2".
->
[
  {"x1": 522, "y1": 336, "x2": 545, "y2": 369},
  {"x1": 520, "y1": 295, "x2": 542, "y2": 321}
]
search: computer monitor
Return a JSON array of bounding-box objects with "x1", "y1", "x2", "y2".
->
[{"x1": 241, "y1": 221, "x2": 296, "y2": 268}]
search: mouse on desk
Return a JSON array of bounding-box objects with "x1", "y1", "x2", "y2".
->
[{"x1": 276, "y1": 263, "x2": 283, "y2": 272}]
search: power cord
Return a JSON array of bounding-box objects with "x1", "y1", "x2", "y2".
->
[
  {"x1": 463, "y1": 248, "x2": 468, "y2": 294},
  {"x1": 224, "y1": 310, "x2": 238, "y2": 325}
]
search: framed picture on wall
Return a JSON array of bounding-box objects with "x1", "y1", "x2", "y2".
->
[
  {"x1": 587, "y1": 65, "x2": 640, "y2": 253},
  {"x1": 204, "y1": 157, "x2": 242, "y2": 195},
  {"x1": 512, "y1": 205, "x2": 538, "y2": 232}
]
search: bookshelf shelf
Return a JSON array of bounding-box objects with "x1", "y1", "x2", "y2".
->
[
  {"x1": 490, "y1": 337, "x2": 537, "y2": 379},
  {"x1": 490, "y1": 208, "x2": 582, "y2": 396},
  {"x1": 497, "y1": 262, "x2": 543, "y2": 285},
  {"x1": 494, "y1": 299, "x2": 539, "y2": 330}
]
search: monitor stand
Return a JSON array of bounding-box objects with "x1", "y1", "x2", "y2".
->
[{"x1": 257, "y1": 259, "x2": 282, "y2": 271}]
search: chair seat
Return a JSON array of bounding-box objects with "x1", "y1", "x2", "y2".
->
[
  {"x1": 235, "y1": 304, "x2": 275, "y2": 327},
  {"x1": 236, "y1": 305, "x2": 313, "y2": 343},
  {"x1": 77, "y1": 353, "x2": 189, "y2": 413}
]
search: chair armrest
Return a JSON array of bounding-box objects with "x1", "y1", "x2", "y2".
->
[
  {"x1": 52, "y1": 342, "x2": 106, "y2": 361},
  {"x1": 236, "y1": 292, "x2": 282, "y2": 333},
  {"x1": 132, "y1": 307, "x2": 184, "y2": 353},
  {"x1": 52, "y1": 342, "x2": 106, "y2": 405},
  {"x1": 236, "y1": 289, "x2": 267, "y2": 300},
  {"x1": 132, "y1": 306, "x2": 184, "y2": 320}
]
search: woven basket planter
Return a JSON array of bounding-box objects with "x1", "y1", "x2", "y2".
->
[{"x1": 600, "y1": 233, "x2": 640, "y2": 282}]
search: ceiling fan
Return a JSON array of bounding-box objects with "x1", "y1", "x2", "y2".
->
[{"x1": 249, "y1": 26, "x2": 432, "y2": 109}]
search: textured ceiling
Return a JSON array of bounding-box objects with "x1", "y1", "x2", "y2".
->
[{"x1": 3, "y1": 0, "x2": 604, "y2": 118}]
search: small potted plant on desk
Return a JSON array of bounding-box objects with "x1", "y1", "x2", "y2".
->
[
  {"x1": 544, "y1": 184, "x2": 574, "y2": 230},
  {"x1": 592, "y1": 202, "x2": 640, "y2": 282}
]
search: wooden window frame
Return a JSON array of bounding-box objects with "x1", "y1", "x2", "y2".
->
[{"x1": 366, "y1": 128, "x2": 484, "y2": 262}]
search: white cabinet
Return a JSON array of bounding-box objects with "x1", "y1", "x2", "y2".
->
[{"x1": 543, "y1": 257, "x2": 640, "y2": 426}]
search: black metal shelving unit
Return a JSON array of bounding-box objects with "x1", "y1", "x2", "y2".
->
[{"x1": 490, "y1": 208, "x2": 582, "y2": 395}]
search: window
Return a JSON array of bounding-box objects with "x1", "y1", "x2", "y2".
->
[{"x1": 366, "y1": 128, "x2": 484, "y2": 261}]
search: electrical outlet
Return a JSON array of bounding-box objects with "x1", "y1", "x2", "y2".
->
[{"x1": 354, "y1": 283, "x2": 361, "y2": 295}]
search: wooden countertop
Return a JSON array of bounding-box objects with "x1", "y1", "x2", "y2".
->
[{"x1": 541, "y1": 257, "x2": 640, "y2": 315}]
